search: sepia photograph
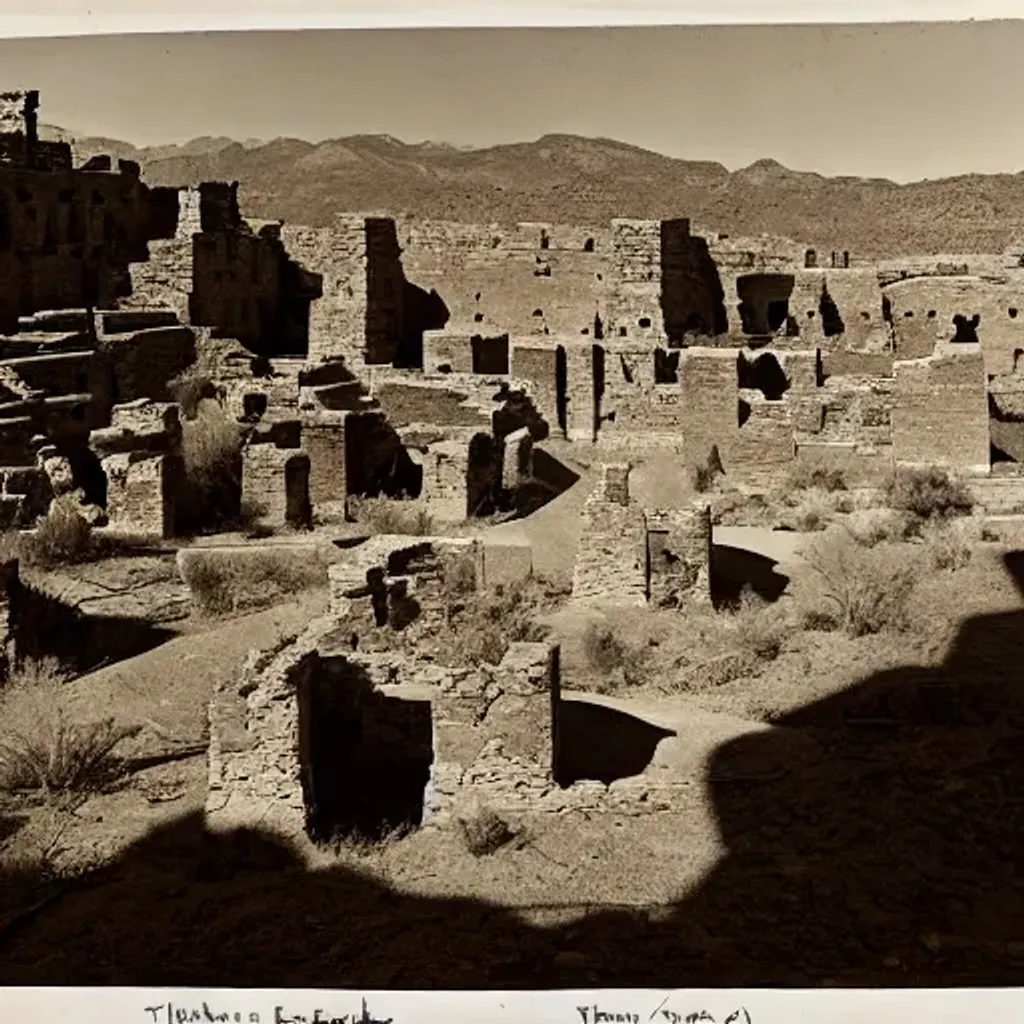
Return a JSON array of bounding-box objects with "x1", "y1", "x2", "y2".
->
[{"x1": 1, "y1": 13, "x2": 1024, "y2": 997}]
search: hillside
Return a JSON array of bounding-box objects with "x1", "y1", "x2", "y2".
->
[{"x1": 41, "y1": 124, "x2": 1024, "y2": 258}]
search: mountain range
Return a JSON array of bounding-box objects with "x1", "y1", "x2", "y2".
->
[{"x1": 41, "y1": 125, "x2": 1024, "y2": 259}]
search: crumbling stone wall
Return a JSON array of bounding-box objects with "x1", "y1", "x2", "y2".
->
[
  {"x1": 884, "y1": 274, "x2": 1024, "y2": 375},
  {"x1": 645, "y1": 504, "x2": 712, "y2": 608},
  {"x1": 893, "y1": 339, "x2": 990, "y2": 474},
  {"x1": 0, "y1": 91, "x2": 179, "y2": 333},
  {"x1": 90, "y1": 399, "x2": 183, "y2": 537},
  {"x1": 281, "y1": 216, "x2": 404, "y2": 367},
  {"x1": 241, "y1": 440, "x2": 313, "y2": 530},
  {"x1": 397, "y1": 218, "x2": 608, "y2": 343},
  {"x1": 571, "y1": 463, "x2": 648, "y2": 606},
  {"x1": 426, "y1": 642, "x2": 559, "y2": 823}
]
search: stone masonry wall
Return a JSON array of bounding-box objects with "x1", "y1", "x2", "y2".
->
[
  {"x1": 892, "y1": 340, "x2": 990, "y2": 474},
  {"x1": 241, "y1": 442, "x2": 313, "y2": 529},
  {"x1": 426, "y1": 641, "x2": 559, "y2": 824},
  {"x1": 645, "y1": 504, "x2": 713, "y2": 607},
  {"x1": 571, "y1": 463, "x2": 648, "y2": 606}
]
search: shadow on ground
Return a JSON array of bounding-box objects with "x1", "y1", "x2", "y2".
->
[
  {"x1": 555, "y1": 698, "x2": 676, "y2": 786},
  {"x1": 4, "y1": 554, "x2": 1024, "y2": 987},
  {"x1": 711, "y1": 543, "x2": 790, "y2": 606}
]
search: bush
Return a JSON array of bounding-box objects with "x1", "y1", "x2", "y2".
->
[
  {"x1": 844, "y1": 507, "x2": 914, "y2": 547},
  {"x1": 884, "y1": 466, "x2": 974, "y2": 520},
  {"x1": 180, "y1": 548, "x2": 328, "y2": 616},
  {"x1": 786, "y1": 461, "x2": 848, "y2": 493},
  {"x1": 0, "y1": 658, "x2": 137, "y2": 797},
  {"x1": 457, "y1": 804, "x2": 515, "y2": 857},
  {"x1": 798, "y1": 527, "x2": 920, "y2": 636},
  {"x1": 920, "y1": 516, "x2": 980, "y2": 572},
  {"x1": 580, "y1": 619, "x2": 653, "y2": 690},
  {"x1": 178, "y1": 400, "x2": 245, "y2": 535},
  {"x1": 437, "y1": 575, "x2": 564, "y2": 668},
  {"x1": 168, "y1": 364, "x2": 221, "y2": 419},
  {"x1": 350, "y1": 497, "x2": 434, "y2": 537},
  {"x1": 729, "y1": 588, "x2": 788, "y2": 662},
  {"x1": 28, "y1": 494, "x2": 94, "y2": 569}
]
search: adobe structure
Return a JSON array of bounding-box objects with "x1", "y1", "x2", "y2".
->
[{"x1": 10, "y1": 89, "x2": 1024, "y2": 843}]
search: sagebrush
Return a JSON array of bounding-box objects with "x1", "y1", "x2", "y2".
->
[
  {"x1": 0, "y1": 658, "x2": 137, "y2": 796},
  {"x1": 180, "y1": 548, "x2": 327, "y2": 615},
  {"x1": 798, "y1": 527, "x2": 920, "y2": 636},
  {"x1": 884, "y1": 466, "x2": 974, "y2": 521}
]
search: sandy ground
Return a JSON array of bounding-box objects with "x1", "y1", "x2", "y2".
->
[{"x1": 4, "y1": 471, "x2": 1024, "y2": 987}]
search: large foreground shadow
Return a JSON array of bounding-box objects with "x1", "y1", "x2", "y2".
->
[{"x1": 5, "y1": 554, "x2": 1024, "y2": 986}]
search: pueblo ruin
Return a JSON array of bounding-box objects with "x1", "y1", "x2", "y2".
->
[{"x1": 4, "y1": 88, "x2": 1024, "y2": 851}]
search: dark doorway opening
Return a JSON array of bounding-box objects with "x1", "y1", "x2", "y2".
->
[
  {"x1": 737, "y1": 274, "x2": 796, "y2": 337},
  {"x1": 471, "y1": 334, "x2": 510, "y2": 375},
  {"x1": 298, "y1": 656, "x2": 433, "y2": 843},
  {"x1": 740, "y1": 351, "x2": 790, "y2": 401},
  {"x1": 952, "y1": 313, "x2": 980, "y2": 344},
  {"x1": 555, "y1": 345, "x2": 568, "y2": 436}
]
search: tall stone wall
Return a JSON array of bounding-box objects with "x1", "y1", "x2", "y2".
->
[
  {"x1": 397, "y1": 218, "x2": 609, "y2": 342},
  {"x1": 892, "y1": 340, "x2": 990, "y2": 474},
  {"x1": 241, "y1": 442, "x2": 313, "y2": 529},
  {"x1": 645, "y1": 504, "x2": 712, "y2": 608},
  {"x1": 571, "y1": 463, "x2": 648, "y2": 606},
  {"x1": 427, "y1": 642, "x2": 559, "y2": 824},
  {"x1": 884, "y1": 274, "x2": 1024, "y2": 375}
]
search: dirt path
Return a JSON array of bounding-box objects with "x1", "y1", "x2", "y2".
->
[{"x1": 63, "y1": 588, "x2": 329, "y2": 754}]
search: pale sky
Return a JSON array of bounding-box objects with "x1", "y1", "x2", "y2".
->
[{"x1": 0, "y1": 22, "x2": 1020, "y2": 183}]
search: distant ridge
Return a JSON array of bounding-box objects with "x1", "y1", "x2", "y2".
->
[{"x1": 38, "y1": 123, "x2": 1024, "y2": 258}]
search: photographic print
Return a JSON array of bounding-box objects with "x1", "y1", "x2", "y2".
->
[{"x1": 0, "y1": 14, "x2": 1022, "y2": 1000}]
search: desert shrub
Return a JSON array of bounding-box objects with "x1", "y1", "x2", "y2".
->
[
  {"x1": 177, "y1": 400, "x2": 245, "y2": 534},
  {"x1": 438, "y1": 551, "x2": 478, "y2": 600},
  {"x1": 920, "y1": 516, "x2": 980, "y2": 572},
  {"x1": 27, "y1": 494, "x2": 93, "y2": 568},
  {"x1": 844, "y1": 507, "x2": 914, "y2": 547},
  {"x1": 692, "y1": 445, "x2": 725, "y2": 493},
  {"x1": 579, "y1": 619, "x2": 655, "y2": 691},
  {"x1": 797, "y1": 527, "x2": 921, "y2": 636},
  {"x1": 786, "y1": 461, "x2": 848, "y2": 493},
  {"x1": 581, "y1": 621, "x2": 630, "y2": 674},
  {"x1": 437, "y1": 575, "x2": 564, "y2": 668},
  {"x1": 729, "y1": 588, "x2": 788, "y2": 663},
  {"x1": 350, "y1": 497, "x2": 434, "y2": 537},
  {"x1": 884, "y1": 466, "x2": 974, "y2": 521},
  {"x1": 168, "y1": 364, "x2": 220, "y2": 419},
  {"x1": 0, "y1": 658, "x2": 137, "y2": 797},
  {"x1": 457, "y1": 804, "x2": 515, "y2": 857},
  {"x1": 180, "y1": 548, "x2": 327, "y2": 616}
]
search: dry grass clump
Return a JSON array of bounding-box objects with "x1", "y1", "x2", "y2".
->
[
  {"x1": 349, "y1": 496, "x2": 434, "y2": 537},
  {"x1": 177, "y1": 399, "x2": 245, "y2": 535},
  {"x1": 0, "y1": 658, "x2": 138, "y2": 798},
  {"x1": 437, "y1": 575, "x2": 564, "y2": 668},
  {"x1": 581, "y1": 620, "x2": 650, "y2": 688},
  {"x1": 579, "y1": 591, "x2": 790, "y2": 695},
  {"x1": 884, "y1": 466, "x2": 974, "y2": 522},
  {"x1": 842, "y1": 507, "x2": 915, "y2": 547},
  {"x1": 180, "y1": 548, "x2": 328, "y2": 616},
  {"x1": 796, "y1": 526, "x2": 921, "y2": 637},
  {"x1": 457, "y1": 803, "x2": 516, "y2": 857},
  {"x1": 24, "y1": 494, "x2": 94, "y2": 568},
  {"x1": 785, "y1": 461, "x2": 848, "y2": 494},
  {"x1": 919, "y1": 515, "x2": 981, "y2": 572}
]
